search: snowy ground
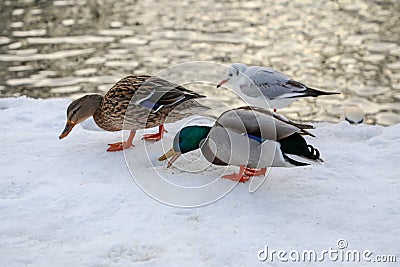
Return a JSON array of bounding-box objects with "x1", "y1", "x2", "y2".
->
[{"x1": 1, "y1": 97, "x2": 399, "y2": 266}]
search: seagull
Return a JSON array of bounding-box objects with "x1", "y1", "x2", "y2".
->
[
  {"x1": 344, "y1": 106, "x2": 364, "y2": 124},
  {"x1": 217, "y1": 63, "x2": 340, "y2": 110}
]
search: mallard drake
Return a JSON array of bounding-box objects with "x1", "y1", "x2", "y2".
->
[
  {"x1": 217, "y1": 63, "x2": 340, "y2": 111},
  {"x1": 59, "y1": 75, "x2": 207, "y2": 151},
  {"x1": 159, "y1": 106, "x2": 322, "y2": 182}
]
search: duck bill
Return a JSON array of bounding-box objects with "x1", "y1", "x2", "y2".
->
[
  {"x1": 158, "y1": 148, "x2": 182, "y2": 168},
  {"x1": 216, "y1": 79, "x2": 229, "y2": 88},
  {"x1": 59, "y1": 121, "x2": 76, "y2": 139}
]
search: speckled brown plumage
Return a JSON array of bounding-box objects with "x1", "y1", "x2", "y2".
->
[
  {"x1": 92, "y1": 75, "x2": 207, "y2": 131},
  {"x1": 59, "y1": 75, "x2": 208, "y2": 151}
]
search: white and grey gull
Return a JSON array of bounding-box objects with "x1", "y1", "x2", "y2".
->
[{"x1": 217, "y1": 63, "x2": 340, "y2": 110}]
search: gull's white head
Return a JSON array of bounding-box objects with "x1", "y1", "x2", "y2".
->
[
  {"x1": 217, "y1": 63, "x2": 248, "y2": 88},
  {"x1": 344, "y1": 106, "x2": 365, "y2": 124}
]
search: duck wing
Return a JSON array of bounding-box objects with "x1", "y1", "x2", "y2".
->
[
  {"x1": 134, "y1": 76, "x2": 206, "y2": 112},
  {"x1": 216, "y1": 106, "x2": 315, "y2": 141},
  {"x1": 105, "y1": 75, "x2": 206, "y2": 112}
]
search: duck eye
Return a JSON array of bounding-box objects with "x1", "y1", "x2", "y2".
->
[{"x1": 228, "y1": 73, "x2": 233, "y2": 77}]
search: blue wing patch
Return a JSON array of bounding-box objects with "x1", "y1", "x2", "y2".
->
[
  {"x1": 247, "y1": 134, "x2": 264, "y2": 143},
  {"x1": 139, "y1": 100, "x2": 161, "y2": 111}
]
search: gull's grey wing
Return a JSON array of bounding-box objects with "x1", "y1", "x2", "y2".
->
[
  {"x1": 243, "y1": 66, "x2": 340, "y2": 99},
  {"x1": 242, "y1": 66, "x2": 308, "y2": 99}
]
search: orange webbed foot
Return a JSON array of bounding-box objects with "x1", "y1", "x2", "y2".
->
[
  {"x1": 142, "y1": 132, "x2": 164, "y2": 141},
  {"x1": 221, "y1": 166, "x2": 267, "y2": 183},
  {"x1": 222, "y1": 173, "x2": 250, "y2": 183},
  {"x1": 107, "y1": 142, "x2": 134, "y2": 152},
  {"x1": 221, "y1": 165, "x2": 250, "y2": 183},
  {"x1": 106, "y1": 130, "x2": 136, "y2": 152},
  {"x1": 244, "y1": 167, "x2": 267, "y2": 177},
  {"x1": 142, "y1": 125, "x2": 167, "y2": 141}
]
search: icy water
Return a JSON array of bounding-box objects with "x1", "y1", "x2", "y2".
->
[{"x1": 0, "y1": 0, "x2": 399, "y2": 125}]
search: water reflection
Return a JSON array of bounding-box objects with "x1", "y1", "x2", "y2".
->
[{"x1": 0, "y1": 0, "x2": 399, "y2": 125}]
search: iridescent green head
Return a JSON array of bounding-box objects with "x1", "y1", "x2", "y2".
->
[{"x1": 158, "y1": 125, "x2": 211, "y2": 167}]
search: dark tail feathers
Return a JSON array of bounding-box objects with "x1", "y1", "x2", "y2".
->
[
  {"x1": 278, "y1": 133, "x2": 321, "y2": 166},
  {"x1": 286, "y1": 80, "x2": 340, "y2": 98},
  {"x1": 300, "y1": 87, "x2": 340, "y2": 98}
]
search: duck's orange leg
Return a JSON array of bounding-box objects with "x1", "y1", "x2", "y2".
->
[
  {"x1": 221, "y1": 165, "x2": 250, "y2": 183},
  {"x1": 222, "y1": 166, "x2": 267, "y2": 183},
  {"x1": 107, "y1": 130, "x2": 136, "y2": 152},
  {"x1": 142, "y1": 125, "x2": 168, "y2": 141},
  {"x1": 244, "y1": 167, "x2": 267, "y2": 177}
]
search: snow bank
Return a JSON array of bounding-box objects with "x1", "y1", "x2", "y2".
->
[{"x1": 0, "y1": 97, "x2": 399, "y2": 266}]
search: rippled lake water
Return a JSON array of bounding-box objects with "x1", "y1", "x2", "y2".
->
[{"x1": 1, "y1": 0, "x2": 399, "y2": 125}]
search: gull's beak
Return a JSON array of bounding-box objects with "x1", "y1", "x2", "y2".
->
[
  {"x1": 59, "y1": 121, "x2": 76, "y2": 140},
  {"x1": 158, "y1": 148, "x2": 182, "y2": 168},
  {"x1": 216, "y1": 79, "x2": 229, "y2": 88}
]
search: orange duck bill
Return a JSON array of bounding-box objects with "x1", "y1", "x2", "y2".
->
[{"x1": 59, "y1": 121, "x2": 76, "y2": 139}]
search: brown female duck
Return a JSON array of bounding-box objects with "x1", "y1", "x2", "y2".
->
[{"x1": 59, "y1": 75, "x2": 207, "y2": 151}]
